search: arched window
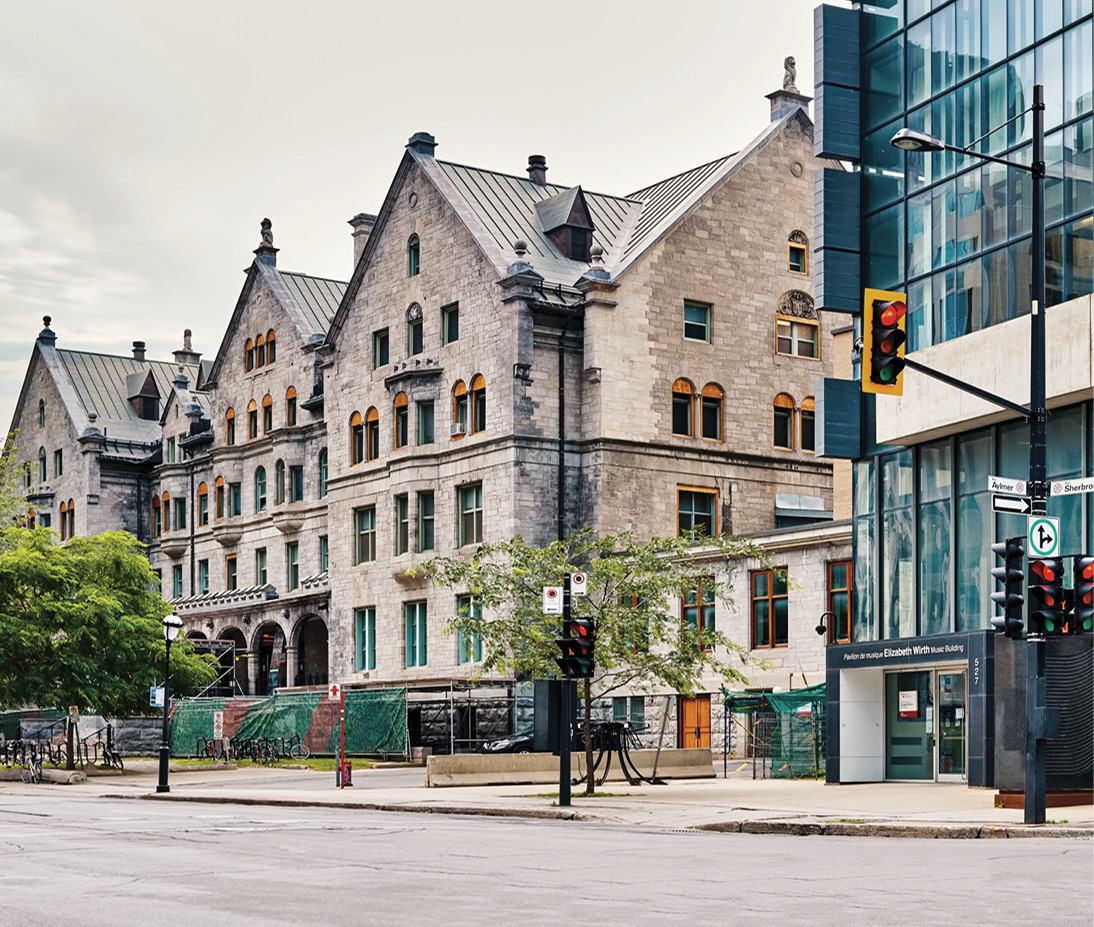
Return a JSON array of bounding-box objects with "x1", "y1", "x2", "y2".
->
[
  {"x1": 408, "y1": 234, "x2": 420, "y2": 276},
  {"x1": 38, "y1": 447, "x2": 46, "y2": 482},
  {"x1": 350, "y1": 412, "x2": 364, "y2": 465},
  {"x1": 38, "y1": 399, "x2": 45, "y2": 427},
  {"x1": 700, "y1": 384, "x2": 724, "y2": 441},
  {"x1": 245, "y1": 339, "x2": 255, "y2": 372},
  {"x1": 773, "y1": 394, "x2": 795, "y2": 450},
  {"x1": 266, "y1": 329, "x2": 276, "y2": 363},
  {"x1": 256, "y1": 334, "x2": 266, "y2": 367},
  {"x1": 275, "y1": 460, "x2": 285, "y2": 504},
  {"x1": 66, "y1": 499, "x2": 74, "y2": 539},
  {"x1": 318, "y1": 448, "x2": 328, "y2": 497},
  {"x1": 800, "y1": 397, "x2": 816, "y2": 453},
  {"x1": 452, "y1": 380, "x2": 468, "y2": 436},
  {"x1": 394, "y1": 393, "x2": 409, "y2": 449},
  {"x1": 161, "y1": 491, "x2": 171, "y2": 533},
  {"x1": 470, "y1": 375, "x2": 486, "y2": 434},
  {"x1": 247, "y1": 400, "x2": 258, "y2": 440},
  {"x1": 262, "y1": 394, "x2": 273, "y2": 435},
  {"x1": 215, "y1": 476, "x2": 225, "y2": 519},
  {"x1": 225, "y1": 408, "x2": 236, "y2": 445},
  {"x1": 788, "y1": 230, "x2": 808, "y2": 274},
  {"x1": 255, "y1": 466, "x2": 267, "y2": 512},
  {"x1": 150, "y1": 498, "x2": 159, "y2": 538},
  {"x1": 197, "y1": 481, "x2": 209, "y2": 526},
  {"x1": 365, "y1": 408, "x2": 379, "y2": 461},
  {"x1": 671, "y1": 379, "x2": 694, "y2": 437},
  {"x1": 286, "y1": 386, "x2": 297, "y2": 426}
]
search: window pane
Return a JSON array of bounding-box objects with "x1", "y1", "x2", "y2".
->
[
  {"x1": 863, "y1": 36, "x2": 904, "y2": 131},
  {"x1": 418, "y1": 401, "x2": 434, "y2": 445},
  {"x1": 919, "y1": 499, "x2": 952, "y2": 635},
  {"x1": 701, "y1": 396, "x2": 721, "y2": 440},
  {"x1": 672, "y1": 394, "x2": 692, "y2": 436}
]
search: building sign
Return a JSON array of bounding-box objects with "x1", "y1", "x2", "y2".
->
[
  {"x1": 898, "y1": 689, "x2": 918, "y2": 718},
  {"x1": 832, "y1": 634, "x2": 971, "y2": 669}
]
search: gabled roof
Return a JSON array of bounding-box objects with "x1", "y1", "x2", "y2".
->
[
  {"x1": 205, "y1": 262, "x2": 347, "y2": 386},
  {"x1": 407, "y1": 106, "x2": 812, "y2": 288},
  {"x1": 535, "y1": 185, "x2": 595, "y2": 233}
]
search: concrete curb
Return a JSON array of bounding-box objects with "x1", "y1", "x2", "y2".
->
[{"x1": 107, "y1": 791, "x2": 1091, "y2": 837}]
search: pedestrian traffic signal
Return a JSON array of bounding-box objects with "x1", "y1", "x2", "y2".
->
[
  {"x1": 1028, "y1": 557, "x2": 1065, "y2": 636},
  {"x1": 862, "y1": 288, "x2": 907, "y2": 396},
  {"x1": 1073, "y1": 555, "x2": 1094, "y2": 633},
  {"x1": 991, "y1": 538, "x2": 1025, "y2": 640}
]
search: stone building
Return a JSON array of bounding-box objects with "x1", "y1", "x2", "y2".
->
[{"x1": 8, "y1": 73, "x2": 854, "y2": 754}]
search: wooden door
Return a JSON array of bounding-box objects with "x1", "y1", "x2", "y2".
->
[{"x1": 678, "y1": 694, "x2": 711, "y2": 748}]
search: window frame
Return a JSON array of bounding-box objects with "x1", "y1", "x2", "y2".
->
[
  {"x1": 800, "y1": 397, "x2": 816, "y2": 454},
  {"x1": 452, "y1": 381, "x2": 468, "y2": 436},
  {"x1": 788, "y1": 241, "x2": 808, "y2": 274},
  {"x1": 255, "y1": 547, "x2": 268, "y2": 585},
  {"x1": 355, "y1": 606, "x2": 377, "y2": 671},
  {"x1": 773, "y1": 394, "x2": 795, "y2": 450},
  {"x1": 255, "y1": 466, "x2": 267, "y2": 512},
  {"x1": 456, "y1": 594, "x2": 483, "y2": 664},
  {"x1": 288, "y1": 465, "x2": 304, "y2": 503},
  {"x1": 318, "y1": 448, "x2": 328, "y2": 497},
  {"x1": 395, "y1": 493, "x2": 409, "y2": 555},
  {"x1": 225, "y1": 408, "x2": 236, "y2": 445},
  {"x1": 247, "y1": 400, "x2": 258, "y2": 440},
  {"x1": 417, "y1": 491, "x2": 435, "y2": 552},
  {"x1": 678, "y1": 486, "x2": 717, "y2": 537},
  {"x1": 751, "y1": 567, "x2": 790, "y2": 649},
  {"x1": 354, "y1": 506, "x2": 376, "y2": 564},
  {"x1": 441, "y1": 302, "x2": 459, "y2": 345},
  {"x1": 350, "y1": 412, "x2": 364, "y2": 465},
  {"x1": 394, "y1": 393, "x2": 409, "y2": 449},
  {"x1": 285, "y1": 541, "x2": 299, "y2": 591},
  {"x1": 417, "y1": 400, "x2": 435, "y2": 445},
  {"x1": 827, "y1": 559, "x2": 853, "y2": 644},
  {"x1": 226, "y1": 555, "x2": 238, "y2": 592},
  {"x1": 197, "y1": 482, "x2": 209, "y2": 526},
  {"x1": 682, "y1": 581, "x2": 716, "y2": 652},
  {"x1": 408, "y1": 234, "x2": 420, "y2": 277},
  {"x1": 683, "y1": 300, "x2": 712, "y2": 343},
  {"x1": 671, "y1": 378, "x2": 695, "y2": 437},
  {"x1": 405, "y1": 600, "x2": 428, "y2": 667},
  {"x1": 775, "y1": 316, "x2": 820, "y2": 359},
  {"x1": 700, "y1": 384, "x2": 724, "y2": 441},
  {"x1": 228, "y1": 482, "x2": 242, "y2": 517},
  {"x1": 373, "y1": 328, "x2": 389, "y2": 368},
  {"x1": 198, "y1": 559, "x2": 209, "y2": 595},
  {"x1": 266, "y1": 329, "x2": 276, "y2": 363},
  {"x1": 365, "y1": 407, "x2": 380, "y2": 461},
  {"x1": 319, "y1": 534, "x2": 328, "y2": 574},
  {"x1": 458, "y1": 482, "x2": 483, "y2": 547},
  {"x1": 262, "y1": 394, "x2": 273, "y2": 435},
  {"x1": 470, "y1": 375, "x2": 486, "y2": 434},
  {"x1": 286, "y1": 386, "x2": 297, "y2": 426}
]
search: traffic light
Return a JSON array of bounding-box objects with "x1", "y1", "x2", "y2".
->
[
  {"x1": 990, "y1": 538, "x2": 1025, "y2": 640},
  {"x1": 554, "y1": 618, "x2": 596, "y2": 678},
  {"x1": 861, "y1": 288, "x2": 908, "y2": 396},
  {"x1": 1073, "y1": 555, "x2": 1094, "y2": 633},
  {"x1": 1028, "y1": 557, "x2": 1066, "y2": 636}
]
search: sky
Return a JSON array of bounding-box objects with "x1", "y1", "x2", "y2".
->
[{"x1": 0, "y1": 0, "x2": 838, "y2": 433}]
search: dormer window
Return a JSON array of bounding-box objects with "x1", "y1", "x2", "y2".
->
[
  {"x1": 126, "y1": 370, "x2": 160, "y2": 421},
  {"x1": 535, "y1": 186, "x2": 596, "y2": 262}
]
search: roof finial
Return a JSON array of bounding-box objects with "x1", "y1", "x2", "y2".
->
[
  {"x1": 260, "y1": 218, "x2": 274, "y2": 247},
  {"x1": 254, "y1": 218, "x2": 279, "y2": 266},
  {"x1": 783, "y1": 56, "x2": 798, "y2": 93}
]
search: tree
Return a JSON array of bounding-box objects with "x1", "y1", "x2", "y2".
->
[
  {"x1": 0, "y1": 432, "x2": 30, "y2": 532},
  {"x1": 0, "y1": 527, "x2": 216, "y2": 766},
  {"x1": 410, "y1": 529, "x2": 773, "y2": 793}
]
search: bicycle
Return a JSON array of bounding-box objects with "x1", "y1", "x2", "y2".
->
[
  {"x1": 287, "y1": 734, "x2": 310, "y2": 761},
  {"x1": 21, "y1": 743, "x2": 42, "y2": 784}
]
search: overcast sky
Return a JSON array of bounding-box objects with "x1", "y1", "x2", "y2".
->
[{"x1": 1, "y1": 0, "x2": 835, "y2": 433}]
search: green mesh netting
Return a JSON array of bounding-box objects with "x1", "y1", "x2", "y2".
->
[
  {"x1": 167, "y1": 689, "x2": 407, "y2": 757},
  {"x1": 724, "y1": 684, "x2": 826, "y2": 779}
]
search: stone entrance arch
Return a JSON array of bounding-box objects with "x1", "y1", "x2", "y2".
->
[
  {"x1": 219, "y1": 627, "x2": 249, "y2": 696},
  {"x1": 253, "y1": 622, "x2": 287, "y2": 696},
  {"x1": 293, "y1": 614, "x2": 329, "y2": 688}
]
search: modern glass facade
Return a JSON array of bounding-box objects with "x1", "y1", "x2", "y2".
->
[
  {"x1": 852, "y1": 401, "x2": 1093, "y2": 641},
  {"x1": 858, "y1": 0, "x2": 1092, "y2": 351}
]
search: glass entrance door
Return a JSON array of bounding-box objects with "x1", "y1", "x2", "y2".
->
[
  {"x1": 936, "y1": 672, "x2": 967, "y2": 781},
  {"x1": 885, "y1": 671, "x2": 933, "y2": 780}
]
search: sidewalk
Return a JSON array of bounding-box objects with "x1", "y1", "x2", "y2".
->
[{"x1": 18, "y1": 762, "x2": 1094, "y2": 839}]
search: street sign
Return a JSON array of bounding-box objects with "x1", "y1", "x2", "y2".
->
[
  {"x1": 328, "y1": 683, "x2": 341, "y2": 701},
  {"x1": 68, "y1": 705, "x2": 79, "y2": 721},
  {"x1": 543, "y1": 586, "x2": 563, "y2": 614},
  {"x1": 1027, "y1": 515, "x2": 1061, "y2": 558},
  {"x1": 992, "y1": 493, "x2": 1031, "y2": 515},
  {"x1": 149, "y1": 686, "x2": 164, "y2": 708},
  {"x1": 570, "y1": 572, "x2": 588, "y2": 596},
  {"x1": 989, "y1": 475, "x2": 1027, "y2": 495},
  {"x1": 1050, "y1": 476, "x2": 1094, "y2": 497},
  {"x1": 212, "y1": 711, "x2": 224, "y2": 739}
]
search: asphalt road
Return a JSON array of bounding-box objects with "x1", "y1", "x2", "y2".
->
[{"x1": 1, "y1": 791, "x2": 1090, "y2": 927}]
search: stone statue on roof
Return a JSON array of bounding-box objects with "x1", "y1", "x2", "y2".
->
[
  {"x1": 260, "y1": 218, "x2": 273, "y2": 246},
  {"x1": 783, "y1": 56, "x2": 798, "y2": 93}
]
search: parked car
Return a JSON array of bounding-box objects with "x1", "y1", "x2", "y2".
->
[{"x1": 480, "y1": 730, "x2": 535, "y2": 753}]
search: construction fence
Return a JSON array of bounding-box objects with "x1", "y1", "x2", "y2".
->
[{"x1": 723, "y1": 683, "x2": 826, "y2": 779}]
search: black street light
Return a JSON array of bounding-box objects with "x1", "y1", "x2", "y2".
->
[
  {"x1": 157, "y1": 613, "x2": 184, "y2": 794},
  {"x1": 893, "y1": 86, "x2": 1048, "y2": 825}
]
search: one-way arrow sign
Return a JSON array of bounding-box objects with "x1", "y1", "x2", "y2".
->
[{"x1": 992, "y1": 493, "x2": 1031, "y2": 515}]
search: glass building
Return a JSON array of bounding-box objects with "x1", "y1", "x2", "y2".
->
[{"x1": 813, "y1": 0, "x2": 1093, "y2": 787}]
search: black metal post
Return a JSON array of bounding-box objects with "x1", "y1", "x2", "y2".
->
[
  {"x1": 1025, "y1": 83, "x2": 1048, "y2": 825},
  {"x1": 156, "y1": 636, "x2": 173, "y2": 793},
  {"x1": 558, "y1": 574, "x2": 571, "y2": 807}
]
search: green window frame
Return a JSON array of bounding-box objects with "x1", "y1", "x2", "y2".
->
[
  {"x1": 418, "y1": 491, "x2": 435, "y2": 552},
  {"x1": 683, "y1": 300, "x2": 711, "y2": 343},
  {"x1": 456, "y1": 594, "x2": 483, "y2": 664},
  {"x1": 373, "y1": 329, "x2": 389, "y2": 368},
  {"x1": 459, "y1": 483, "x2": 483, "y2": 546},
  {"x1": 417, "y1": 401, "x2": 435, "y2": 445},
  {"x1": 354, "y1": 506, "x2": 376, "y2": 564},
  {"x1": 395, "y1": 494, "x2": 409, "y2": 555},
  {"x1": 255, "y1": 547, "x2": 267, "y2": 585},
  {"x1": 286, "y1": 541, "x2": 299, "y2": 591},
  {"x1": 678, "y1": 487, "x2": 716, "y2": 537},
  {"x1": 405, "y1": 600, "x2": 427, "y2": 667},
  {"x1": 442, "y1": 302, "x2": 459, "y2": 345},
  {"x1": 226, "y1": 555, "x2": 238, "y2": 592},
  {"x1": 355, "y1": 607, "x2": 376, "y2": 671}
]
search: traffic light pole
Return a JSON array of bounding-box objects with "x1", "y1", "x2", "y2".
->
[
  {"x1": 558, "y1": 573, "x2": 571, "y2": 808},
  {"x1": 1025, "y1": 83, "x2": 1048, "y2": 826}
]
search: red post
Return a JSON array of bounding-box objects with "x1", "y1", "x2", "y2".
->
[{"x1": 339, "y1": 688, "x2": 346, "y2": 789}]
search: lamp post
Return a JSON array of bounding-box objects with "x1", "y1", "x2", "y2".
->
[
  {"x1": 892, "y1": 86, "x2": 1048, "y2": 824},
  {"x1": 157, "y1": 613, "x2": 184, "y2": 794}
]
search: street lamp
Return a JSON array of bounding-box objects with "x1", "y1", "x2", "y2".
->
[
  {"x1": 157, "y1": 613, "x2": 184, "y2": 794},
  {"x1": 892, "y1": 86, "x2": 1048, "y2": 824}
]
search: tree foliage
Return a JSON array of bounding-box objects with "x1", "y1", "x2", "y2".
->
[
  {"x1": 0, "y1": 432, "x2": 29, "y2": 534},
  {"x1": 412, "y1": 529, "x2": 773, "y2": 699},
  {"x1": 0, "y1": 527, "x2": 216, "y2": 716}
]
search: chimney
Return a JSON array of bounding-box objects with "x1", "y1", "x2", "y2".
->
[
  {"x1": 406, "y1": 132, "x2": 437, "y2": 156},
  {"x1": 527, "y1": 155, "x2": 548, "y2": 186},
  {"x1": 173, "y1": 329, "x2": 202, "y2": 366},
  {"x1": 132, "y1": 341, "x2": 146, "y2": 361},
  {"x1": 766, "y1": 55, "x2": 812, "y2": 122},
  {"x1": 348, "y1": 213, "x2": 378, "y2": 266}
]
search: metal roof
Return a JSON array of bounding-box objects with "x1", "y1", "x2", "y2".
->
[{"x1": 278, "y1": 271, "x2": 346, "y2": 335}]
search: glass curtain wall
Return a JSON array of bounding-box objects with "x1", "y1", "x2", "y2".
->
[{"x1": 858, "y1": 0, "x2": 1093, "y2": 352}]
